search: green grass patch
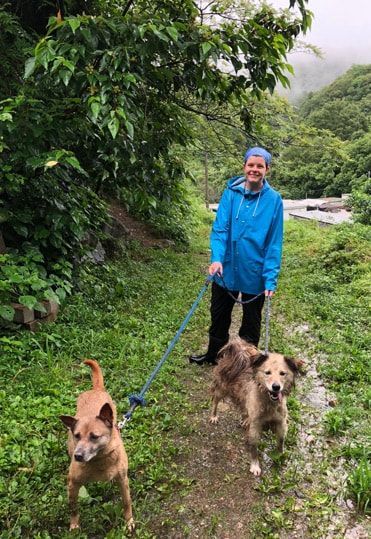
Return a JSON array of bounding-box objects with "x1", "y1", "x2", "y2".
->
[
  {"x1": 274, "y1": 220, "x2": 370, "y2": 515},
  {"x1": 0, "y1": 216, "x2": 212, "y2": 537},
  {"x1": 1, "y1": 215, "x2": 370, "y2": 536}
]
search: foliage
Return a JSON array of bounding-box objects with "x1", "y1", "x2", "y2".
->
[
  {"x1": 0, "y1": 248, "x2": 71, "y2": 321},
  {"x1": 348, "y1": 459, "x2": 371, "y2": 514},
  {"x1": 301, "y1": 99, "x2": 368, "y2": 142},
  {"x1": 0, "y1": 0, "x2": 312, "y2": 305},
  {"x1": 299, "y1": 64, "x2": 371, "y2": 141},
  {"x1": 0, "y1": 228, "x2": 212, "y2": 537},
  {"x1": 1, "y1": 217, "x2": 370, "y2": 537},
  {"x1": 332, "y1": 132, "x2": 371, "y2": 201},
  {"x1": 268, "y1": 64, "x2": 371, "y2": 198},
  {"x1": 349, "y1": 179, "x2": 371, "y2": 225},
  {"x1": 275, "y1": 221, "x2": 370, "y2": 514},
  {"x1": 0, "y1": 8, "x2": 32, "y2": 99},
  {"x1": 271, "y1": 123, "x2": 346, "y2": 198}
]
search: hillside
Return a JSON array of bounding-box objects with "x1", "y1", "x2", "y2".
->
[{"x1": 298, "y1": 65, "x2": 371, "y2": 140}]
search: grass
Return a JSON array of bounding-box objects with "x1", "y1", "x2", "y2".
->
[
  {"x1": 0, "y1": 214, "x2": 370, "y2": 537},
  {"x1": 266, "y1": 220, "x2": 371, "y2": 527},
  {"x1": 0, "y1": 213, "x2": 214, "y2": 537}
]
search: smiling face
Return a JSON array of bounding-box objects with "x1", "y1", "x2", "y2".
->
[
  {"x1": 254, "y1": 353, "x2": 296, "y2": 403},
  {"x1": 243, "y1": 155, "x2": 268, "y2": 191}
]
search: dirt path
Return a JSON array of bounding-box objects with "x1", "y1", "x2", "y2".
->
[{"x1": 147, "y1": 315, "x2": 370, "y2": 538}]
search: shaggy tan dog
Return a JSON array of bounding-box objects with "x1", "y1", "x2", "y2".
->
[
  {"x1": 60, "y1": 360, "x2": 134, "y2": 532},
  {"x1": 210, "y1": 338, "x2": 303, "y2": 476}
]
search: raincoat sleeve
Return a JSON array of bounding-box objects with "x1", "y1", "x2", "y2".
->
[
  {"x1": 262, "y1": 197, "x2": 283, "y2": 291},
  {"x1": 210, "y1": 188, "x2": 231, "y2": 263}
]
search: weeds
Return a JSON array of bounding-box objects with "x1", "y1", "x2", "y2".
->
[{"x1": 348, "y1": 459, "x2": 371, "y2": 514}]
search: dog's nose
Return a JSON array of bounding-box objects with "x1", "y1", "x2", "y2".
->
[
  {"x1": 272, "y1": 383, "x2": 281, "y2": 392},
  {"x1": 74, "y1": 453, "x2": 84, "y2": 462}
]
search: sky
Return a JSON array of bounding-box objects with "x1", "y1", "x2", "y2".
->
[
  {"x1": 271, "y1": 0, "x2": 371, "y2": 62},
  {"x1": 269, "y1": 0, "x2": 371, "y2": 98}
]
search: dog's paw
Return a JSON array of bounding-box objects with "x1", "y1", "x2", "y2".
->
[
  {"x1": 69, "y1": 523, "x2": 80, "y2": 531},
  {"x1": 209, "y1": 415, "x2": 219, "y2": 424},
  {"x1": 126, "y1": 517, "x2": 135, "y2": 533},
  {"x1": 250, "y1": 462, "x2": 262, "y2": 476}
]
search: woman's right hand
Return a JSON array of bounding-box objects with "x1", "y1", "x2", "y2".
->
[{"x1": 209, "y1": 262, "x2": 223, "y2": 276}]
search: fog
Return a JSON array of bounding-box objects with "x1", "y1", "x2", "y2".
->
[{"x1": 270, "y1": 0, "x2": 371, "y2": 101}]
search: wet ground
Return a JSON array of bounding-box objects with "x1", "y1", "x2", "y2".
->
[{"x1": 146, "y1": 317, "x2": 370, "y2": 538}]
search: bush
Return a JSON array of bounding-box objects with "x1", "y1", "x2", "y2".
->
[{"x1": 0, "y1": 248, "x2": 72, "y2": 321}]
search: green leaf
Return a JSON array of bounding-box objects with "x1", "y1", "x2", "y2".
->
[
  {"x1": 24, "y1": 57, "x2": 36, "y2": 79},
  {"x1": 0, "y1": 305, "x2": 15, "y2": 321},
  {"x1": 91, "y1": 101, "x2": 101, "y2": 120},
  {"x1": 55, "y1": 287, "x2": 66, "y2": 301},
  {"x1": 34, "y1": 302, "x2": 47, "y2": 314},
  {"x1": 125, "y1": 120, "x2": 134, "y2": 139},
  {"x1": 44, "y1": 289, "x2": 60, "y2": 304},
  {"x1": 78, "y1": 486, "x2": 89, "y2": 499},
  {"x1": 201, "y1": 42, "x2": 212, "y2": 56},
  {"x1": 108, "y1": 117, "x2": 120, "y2": 139},
  {"x1": 68, "y1": 18, "x2": 81, "y2": 34},
  {"x1": 153, "y1": 29, "x2": 169, "y2": 42},
  {"x1": 166, "y1": 26, "x2": 179, "y2": 41},
  {"x1": 60, "y1": 69, "x2": 72, "y2": 86},
  {"x1": 19, "y1": 295, "x2": 38, "y2": 310},
  {"x1": 64, "y1": 155, "x2": 84, "y2": 172},
  {"x1": 0, "y1": 112, "x2": 13, "y2": 123}
]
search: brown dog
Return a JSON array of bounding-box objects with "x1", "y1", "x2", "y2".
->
[
  {"x1": 60, "y1": 360, "x2": 134, "y2": 532},
  {"x1": 210, "y1": 338, "x2": 303, "y2": 476}
]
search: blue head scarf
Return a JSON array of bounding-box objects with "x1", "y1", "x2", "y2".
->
[{"x1": 244, "y1": 147, "x2": 272, "y2": 166}]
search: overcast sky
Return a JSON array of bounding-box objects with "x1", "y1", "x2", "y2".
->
[
  {"x1": 271, "y1": 0, "x2": 371, "y2": 63},
  {"x1": 268, "y1": 0, "x2": 371, "y2": 97}
]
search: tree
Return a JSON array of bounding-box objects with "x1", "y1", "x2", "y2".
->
[
  {"x1": 270, "y1": 124, "x2": 346, "y2": 198},
  {"x1": 0, "y1": 0, "x2": 312, "y2": 315},
  {"x1": 299, "y1": 64, "x2": 371, "y2": 141}
]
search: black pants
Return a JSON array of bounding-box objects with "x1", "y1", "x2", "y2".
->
[{"x1": 209, "y1": 282, "x2": 265, "y2": 347}]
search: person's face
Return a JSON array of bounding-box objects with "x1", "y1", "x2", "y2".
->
[{"x1": 243, "y1": 156, "x2": 268, "y2": 187}]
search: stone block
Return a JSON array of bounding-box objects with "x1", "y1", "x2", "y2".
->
[
  {"x1": 12, "y1": 303, "x2": 35, "y2": 324},
  {"x1": 24, "y1": 311, "x2": 58, "y2": 332},
  {"x1": 34, "y1": 300, "x2": 59, "y2": 319}
]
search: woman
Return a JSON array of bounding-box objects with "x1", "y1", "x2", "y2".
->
[{"x1": 190, "y1": 147, "x2": 283, "y2": 365}]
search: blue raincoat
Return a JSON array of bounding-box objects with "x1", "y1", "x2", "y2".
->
[{"x1": 210, "y1": 176, "x2": 283, "y2": 294}]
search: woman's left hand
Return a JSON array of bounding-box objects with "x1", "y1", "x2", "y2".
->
[{"x1": 265, "y1": 290, "x2": 275, "y2": 297}]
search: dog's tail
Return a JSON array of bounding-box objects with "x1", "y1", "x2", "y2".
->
[
  {"x1": 216, "y1": 339, "x2": 257, "y2": 383},
  {"x1": 84, "y1": 359, "x2": 105, "y2": 391}
]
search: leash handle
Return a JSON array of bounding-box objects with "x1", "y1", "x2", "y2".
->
[{"x1": 264, "y1": 294, "x2": 271, "y2": 355}]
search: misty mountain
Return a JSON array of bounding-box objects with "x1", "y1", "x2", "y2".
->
[{"x1": 278, "y1": 56, "x2": 366, "y2": 105}]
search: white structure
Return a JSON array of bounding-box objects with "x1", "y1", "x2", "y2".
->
[
  {"x1": 288, "y1": 209, "x2": 352, "y2": 226},
  {"x1": 209, "y1": 197, "x2": 352, "y2": 226}
]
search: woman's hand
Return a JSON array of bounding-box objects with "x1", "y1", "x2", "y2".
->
[
  {"x1": 209, "y1": 262, "x2": 223, "y2": 276},
  {"x1": 265, "y1": 290, "x2": 275, "y2": 297}
]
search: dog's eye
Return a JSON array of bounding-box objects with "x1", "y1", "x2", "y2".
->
[
  {"x1": 280, "y1": 371, "x2": 287, "y2": 376},
  {"x1": 90, "y1": 433, "x2": 100, "y2": 441},
  {"x1": 74, "y1": 433, "x2": 81, "y2": 440},
  {"x1": 264, "y1": 371, "x2": 271, "y2": 375}
]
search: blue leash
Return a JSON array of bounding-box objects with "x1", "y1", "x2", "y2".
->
[{"x1": 118, "y1": 273, "x2": 215, "y2": 429}]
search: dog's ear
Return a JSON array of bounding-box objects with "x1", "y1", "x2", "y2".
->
[
  {"x1": 60, "y1": 415, "x2": 77, "y2": 431},
  {"x1": 97, "y1": 403, "x2": 113, "y2": 428},
  {"x1": 284, "y1": 356, "x2": 306, "y2": 374},
  {"x1": 250, "y1": 353, "x2": 268, "y2": 368}
]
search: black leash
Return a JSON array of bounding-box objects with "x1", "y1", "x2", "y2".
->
[{"x1": 217, "y1": 273, "x2": 264, "y2": 305}]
